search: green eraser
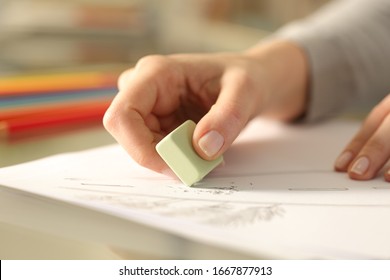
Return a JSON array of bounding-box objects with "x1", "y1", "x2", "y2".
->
[{"x1": 156, "y1": 120, "x2": 223, "y2": 186}]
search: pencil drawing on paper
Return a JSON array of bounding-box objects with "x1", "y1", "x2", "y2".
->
[
  {"x1": 74, "y1": 191, "x2": 285, "y2": 227},
  {"x1": 63, "y1": 178, "x2": 285, "y2": 227}
]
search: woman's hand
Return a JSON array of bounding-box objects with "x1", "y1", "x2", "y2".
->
[
  {"x1": 335, "y1": 94, "x2": 390, "y2": 181},
  {"x1": 103, "y1": 41, "x2": 308, "y2": 175}
]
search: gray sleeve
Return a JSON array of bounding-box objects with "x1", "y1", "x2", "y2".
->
[{"x1": 273, "y1": 0, "x2": 390, "y2": 121}]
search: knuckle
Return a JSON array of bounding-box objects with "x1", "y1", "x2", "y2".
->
[
  {"x1": 103, "y1": 105, "x2": 141, "y2": 133},
  {"x1": 224, "y1": 104, "x2": 248, "y2": 128},
  {"x1": 102, "y1": 107, "x2": 120, "y2": 133},
  {"x1": 136, "y1": 55, "x2": 173, "y2": 73},
  {"x1": 230, "y1": 67, "x2": 254, "y2": 89},
  {"x1": 117, "y1": 69, "x2": 133, "y2": 90}
]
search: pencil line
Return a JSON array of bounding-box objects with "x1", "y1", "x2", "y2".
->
[
  {"x1": 208, "y1": 169, "x2": 333, "y2": 179},
  {"x1": 125, "y1": 169, "x2": 333, "y2": 181},
  {"x1": 58, "y1": 186, "x2": 390, "y2": 208}
]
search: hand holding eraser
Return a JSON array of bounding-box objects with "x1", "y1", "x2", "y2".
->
[{"x1": 156, "y1": 120, "x2": 223, "y2": 186}]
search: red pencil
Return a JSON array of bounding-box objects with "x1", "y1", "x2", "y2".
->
[
  {"x1": 0, "y1": 98, "x2": 112, "y2": 121},
  {"x1": 0, "y1": 100, "x2": 112, "y2": 139}
]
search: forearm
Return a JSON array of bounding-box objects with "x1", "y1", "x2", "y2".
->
[{"x1": 272, "y1": 0, "x2": 390, "y2": 121}]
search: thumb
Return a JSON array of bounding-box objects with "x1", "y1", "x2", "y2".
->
[{"x1": 192, "y1": 69, "x2": 258, "y2": 160}]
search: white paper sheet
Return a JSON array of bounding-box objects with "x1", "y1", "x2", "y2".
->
[{"x1": 1, "y1": 118, "x2": 389, "y2": 259}]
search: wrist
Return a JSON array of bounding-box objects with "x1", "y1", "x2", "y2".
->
[{"x1": 244, "y1": 40, "x2": 309, "y2": 121}]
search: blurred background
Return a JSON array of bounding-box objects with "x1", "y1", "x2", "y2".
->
[
  {"x1": 0, "y1": 0, "x2": 331, "y2": 146},
  {"x1": 0, "y1": 0, "x2": 330, "y2": 73}
]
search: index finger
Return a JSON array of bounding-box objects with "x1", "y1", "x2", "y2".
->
[
  {"x1": 334, "y1": 94, "x2": 390, "y2": 172},
  {"x1": 103, "y1": 56, "x2": 183, "y2": 173}
]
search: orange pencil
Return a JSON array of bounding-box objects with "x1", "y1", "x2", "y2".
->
[
  {"x1": 0, "y1": 71, "x2": 118, "y2": 96},
  {"x1": 0, "y1": 100, "x2": 111, "y2": 139}
]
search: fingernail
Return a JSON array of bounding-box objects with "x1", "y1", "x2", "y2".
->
[
  {"x1": 198, "y1": 130, "x2": 224, "y2": 158},
  {"x1": 335, "y1": 151, "x2": 354, "y2": 170},
  {"x1": 350, "y1": 156, "x2": 370, "y2": 175}
]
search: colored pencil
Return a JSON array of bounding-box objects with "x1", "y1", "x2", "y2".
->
[
  {"x1": 0, "y1": 88, "x2": 117, "y2": 109},
  {"x1": 0, "y1": 99, "x2": 111, "y2": 139},
  {"x1": 0, "y1": 98, "x2": 112, "y2": 121},
  {"x1": 0, "y1": 71, "x2": 118, "y2": 97}
]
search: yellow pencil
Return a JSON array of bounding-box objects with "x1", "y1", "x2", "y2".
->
[{"x1": 0, "y1": 71, "x2": 118, "y2": 96}]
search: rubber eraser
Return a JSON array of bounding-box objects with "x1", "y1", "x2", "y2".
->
[{"x1": 156, "y1": 120, "x2": 223, "y2": 186}]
